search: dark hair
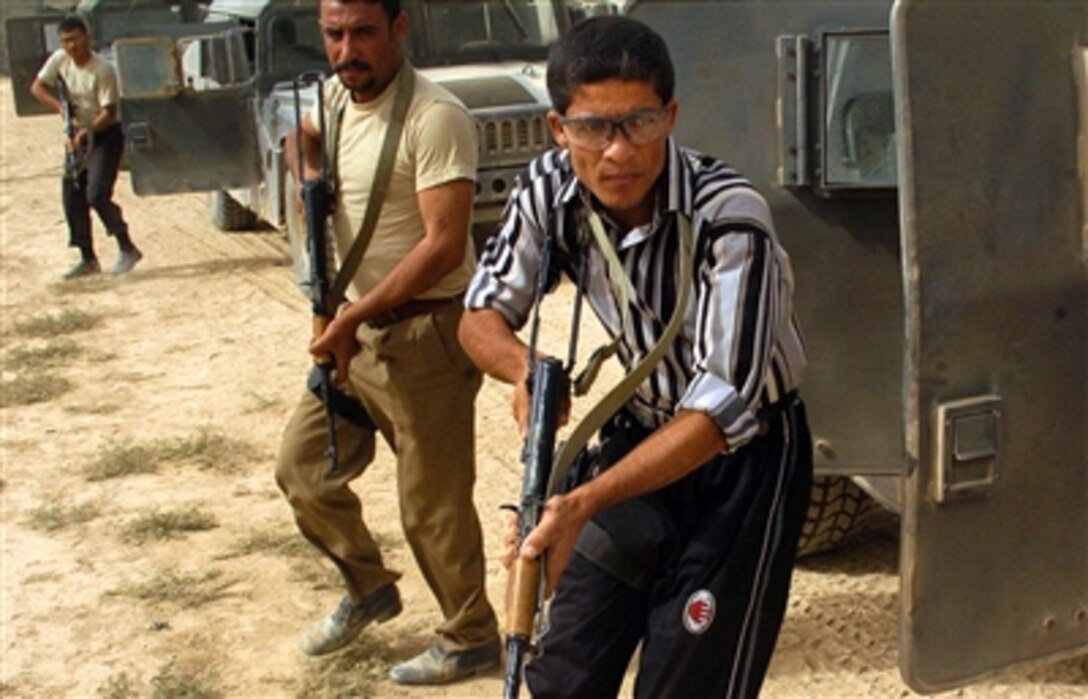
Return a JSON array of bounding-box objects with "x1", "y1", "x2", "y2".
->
[
  {"x1": 317, "y1": 0, "x2": 401, "y2": 22},
  {"x1": 57, "y1": 14, "x2": 88, "y2": 35},
  {"x1": 546, "y1": 16, "x2": 674, "y2": 115}
]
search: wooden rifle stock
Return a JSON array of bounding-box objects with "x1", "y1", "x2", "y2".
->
[{"x1": 503, "y1": 357, "x2": 567, "y2": 698}]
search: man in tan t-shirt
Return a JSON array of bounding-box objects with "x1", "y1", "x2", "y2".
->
[
  {"x1": 31, "y1": 14, "x2": 142, "y2": 279},
  {"x1": 274, "y1": 0, "x2": 499, "y2": 686}
]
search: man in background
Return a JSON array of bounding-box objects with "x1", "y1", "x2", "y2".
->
[{"x1": 31, "y1": 14, "x2": 142, "y2": 279}]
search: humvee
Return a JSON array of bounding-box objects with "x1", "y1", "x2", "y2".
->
[
  {"x1": 623, "y1": 0, "x2": 1087, "y2": 693},
  {"x1": 3, "y1": 0, "x2": 206, "y2": 112},
  {"x1": 5, "y1": 0, "x2": 571, "y2": 281},
  {"x1": 110, "y1": 0, "x2": 568, "y2": 279}
]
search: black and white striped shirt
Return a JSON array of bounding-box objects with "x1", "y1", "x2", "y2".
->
[{"x1": 466, "y1": 139, "x2": 806, "y2": 452}]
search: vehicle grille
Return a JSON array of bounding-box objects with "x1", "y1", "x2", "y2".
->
[{"x1": 478, "y1": 114, "x2": 551, "y2": 163}]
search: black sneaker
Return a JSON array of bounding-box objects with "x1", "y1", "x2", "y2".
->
[
  {"x1": 389, "y1": 640, "x2": 501, "y2": 685},
  {"x1": 62, "y1": 258, "x2": 101, "y2": 280},
  {"x1": 297, "y1": 585, "x2": 402, "y2": 656},
  {"x1": 112, "y1": 247, "x2": 143, "y2": 275}
]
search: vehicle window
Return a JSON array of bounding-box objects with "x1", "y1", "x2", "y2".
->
[
  {"x1": 418, "y1": 0, "x2": 559, "y2": 65},
  {"x1": 822, "y1": 32, "x2": 896, "y2": 188},
  {"x1": 268, "y1": 16, "x2": 327, "y2": 81}
]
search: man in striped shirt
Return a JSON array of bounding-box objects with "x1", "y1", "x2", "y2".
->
[{"x1": 459, "y1": 15, "x2": 812, "y2": 699}]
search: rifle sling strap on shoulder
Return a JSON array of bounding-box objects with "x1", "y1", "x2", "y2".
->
[
  {"x1": 546, "y1": 212, "x2": 694, "y2": 496},
  {"x1": 327, "y1": 62, "x2": 415, "y2": 308}
]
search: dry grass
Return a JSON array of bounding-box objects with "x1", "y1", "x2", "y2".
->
[
  {"x1": 83, "y1": 429, "x2": 262, "y2": 481},
  {"x1": 295, "y1": 634, "x2": 389, "y2": 698},
  {"x1": 110, "y1": 568, "x2": 238, "y2": 609},
  {"x1": 1, "y1": 373, "x2": 73, "y2": 407},
  {"x1": 12, "y1": 308, "x2": 102, "y2": 338},
  {"x1": 3, "y1": 339, "x2": 83, "y2": 370},
  {"x1": 120, "y1": 506, "x2": 218, "y2": 544},
  {"x1": 150, "y1": 658, "x2": 223, "y2": 699},
  {"x1": 24, "y1": 496, "x2": 102, "y2": 532},
  {"x1": 217, "y1": 526, "x2": 313, "y2": 560}
]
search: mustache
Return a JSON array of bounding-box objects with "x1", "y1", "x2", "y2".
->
[{"x1": 333, "y1": 59, "x2": 372, "y2": 73}]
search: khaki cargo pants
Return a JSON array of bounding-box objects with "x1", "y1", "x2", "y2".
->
[{"x1": 275, "y1": 302, "x2": 498, "y2": 651}]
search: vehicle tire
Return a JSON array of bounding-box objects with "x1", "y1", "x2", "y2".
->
[
  {"x1": 209, "y1": 190, "x2": 259, "y2": 231},
  {"x1": 796, "y1": 475, "x2": 879, "y2": 558}
]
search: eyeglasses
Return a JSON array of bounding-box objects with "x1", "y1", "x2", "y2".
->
[{"x1": 559, "y1": 107, "x2": 671, "y2": 150}]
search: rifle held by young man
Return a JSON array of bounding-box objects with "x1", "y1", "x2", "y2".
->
[{"x1": 503, "y1": 356, "x2": 568, "y2": 699}]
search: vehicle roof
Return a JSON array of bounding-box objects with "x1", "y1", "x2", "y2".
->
[
  {"x1": 76, "y1": 0, "x2": 203, "y2": 9},
  {"x1": 206, "y1": 0, "x2": 306, "y2": 22}
]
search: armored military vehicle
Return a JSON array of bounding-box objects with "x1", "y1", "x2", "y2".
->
[
  {"x1": 100, "y1": 0, "x2": 564, "y2": 283},
  {"x1": 624, "y1": 0, "x2": 1087, "y2": 693},
  {"x1": 4, "y1": 0, "x2": 206, "y2": 114}
]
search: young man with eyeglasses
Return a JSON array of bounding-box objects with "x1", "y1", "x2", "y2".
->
[{"x1": 459, "y1": 15, "x2": 812, "y2": 698}]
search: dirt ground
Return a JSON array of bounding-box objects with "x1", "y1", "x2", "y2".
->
[{"x1": 1, "y1": 77, "x2": 1086, "y2": 698}]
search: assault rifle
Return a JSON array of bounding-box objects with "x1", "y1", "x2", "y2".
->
[
  {"x1": 292, "y1": 71, "x2": 340, "y2": 472},
  {"x1": 56, "y1": 78, "x2": 87, "y2": 188},
  {"x1": 502, "y1": 238, "x2": 585, "y2": 698}
]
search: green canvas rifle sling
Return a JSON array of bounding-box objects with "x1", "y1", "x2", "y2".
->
[
  {"x1": 326, "y1": 62, "x2": 415, "y2": 308},
  {"x1": 546, "y1": 211, "x2": 694, "y2": 497}
]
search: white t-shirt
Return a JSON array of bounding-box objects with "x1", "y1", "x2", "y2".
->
[
  {"x1": 315, "y1": 67, "x2": 478, "y2": 300},
  {"x1": 36, "y1": 49, "x2": 119, "y2": 130}
]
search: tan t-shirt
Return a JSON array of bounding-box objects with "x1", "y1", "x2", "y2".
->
[
  {"x1": 37, "y1": 49, "x2": 119, "y2": 130},
  {"x1": 317, "y1": 67, "x2": 478, "y2": 301}
]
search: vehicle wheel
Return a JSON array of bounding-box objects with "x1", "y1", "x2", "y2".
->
[
  {"x1": 797, "y1": 475, "x2": 879, "y2": 558},
  {"x1": 209, "y1": 190, "x2": 259, "y2": 231}
]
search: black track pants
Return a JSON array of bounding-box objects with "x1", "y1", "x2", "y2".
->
[{"x1": 525, "y1": 401, "x2": 813, "y2": 699}]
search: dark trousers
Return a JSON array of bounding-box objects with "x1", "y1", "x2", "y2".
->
[
  {"x1": 525, "y1": 401, "x2": 813, "y2": 699},
  {"x1": 63, "y1": 123, "x2": 129, "y2": 251}
]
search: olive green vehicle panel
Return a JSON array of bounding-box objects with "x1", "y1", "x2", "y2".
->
[
  {"x1": 629, "y1": 0, "x2": 1088, "y2": 691},
  {"x1": 627, "y1": 0, "x2": 903, "y2": 479},
  {"x1": 893, "y1": 0, "x2": 1088, "y2": 691},
  {"x1": 121, "y1": 87, "x2": 262, "y2": 196},
  {"x1": 5, "y1": 14, "x2": 61, "y2": 116}
]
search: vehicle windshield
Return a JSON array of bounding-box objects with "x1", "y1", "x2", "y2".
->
[
  {"x1": 416, "y1": 0, "x2": 562, "y2": 65},
  {"x1": 264, "y1": 0, "x2": 561, "y2": 82}
]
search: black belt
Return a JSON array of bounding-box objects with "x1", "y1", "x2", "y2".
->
[{"x1": 366, "y1": 294, "x2": 461, "y2": 330}]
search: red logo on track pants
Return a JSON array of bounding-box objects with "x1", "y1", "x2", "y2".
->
[{"x1": 682, "y1": 589, "x2": 716, "y2": 634}]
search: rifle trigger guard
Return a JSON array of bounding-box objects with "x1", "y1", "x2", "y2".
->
[{"x1": 499, "y1": 503, "x2": 520, "y2": 515}]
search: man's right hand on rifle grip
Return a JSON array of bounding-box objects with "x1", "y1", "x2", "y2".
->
[{"x1": 309, "y1": 312, "x2": 360, "y2": 385}]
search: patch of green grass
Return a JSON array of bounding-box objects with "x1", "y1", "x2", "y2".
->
[
  {"x1": 13, "y1": 308, "x2": 102, "y2": 338},
  {"x1": 216, "y1": 527, "x2": 312, "y2": 560},
  {"x1": 121, "y1": 507, "x2": 218, "y2": 544},
  {"x1": 24, "y1": 497, "x2": 101, "y2": 532},
  {"x1": 150, "y1": 659, "x2": 222, "y2": 699},
  {"x1": 295, "y1": 634, "x2": 388, "y2": 699},
  {"x1": 110, "y1": 568, "x2": 237, "y2": 609},
  {"x1": 83, "y1": 429, "x2": 261, "y2": 481},
  {"x1": 3, "y1": 339, "x2": 83, "y2": 371},
  {"x1": 1, "y1": 373, "x2": 72, "y2": 407}
]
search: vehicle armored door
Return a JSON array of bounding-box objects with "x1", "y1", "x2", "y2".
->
[
  {"x1": 114, "y1": 33, "x2": 261, "y2": 196},
  {"x1": 5, "y1": 14, "x2": 62, "y2": 116},
  {"x1": 893, "y1": 0, "x2": 1088, "y2": 691}
]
